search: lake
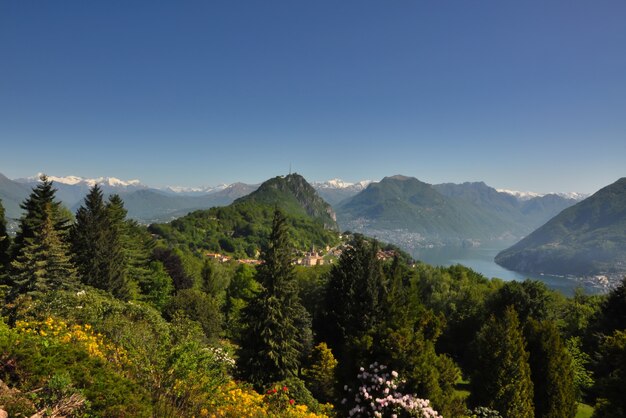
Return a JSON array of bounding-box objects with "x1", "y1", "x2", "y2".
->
[{"x1": 410, "y1": 241, "x2": 606, "y2": 296}]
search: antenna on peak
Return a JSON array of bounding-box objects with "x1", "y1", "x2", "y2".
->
[{"x1": 289, "y1": 163, "x2": 292, "y2": 175}]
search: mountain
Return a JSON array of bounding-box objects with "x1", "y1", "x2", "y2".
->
[
  {"x1": 236, "y1": 174, "x2": 338, "y2": 230},
  {"x1": 114, "y1": 183, "x2": 258, "y2": 222},
  {"x1": 434, "y1": 182, "x2": 579, "y2": 237},
  {"x1": 312, "y1": 179, "x2": 372, "y2": 206},
  {"x1": 495, "y1": 178, "x2": 626, "y2": 276},
  {"x1": 0, "y1": 173, "x2": 31, "y2": 220},
  {"x1": 336, "y1": 176, "x2": 581, "y2": 249},
  {"x1": 149, "y1": 173, "x2": 339, "y2": 257},
  {"x1": 8, "y1": 173, "x2": 257, "y2": 223}
]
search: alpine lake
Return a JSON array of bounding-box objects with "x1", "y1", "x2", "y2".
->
[{"x1": 410, "y1": 240, "x2": 608, "y2": 296}]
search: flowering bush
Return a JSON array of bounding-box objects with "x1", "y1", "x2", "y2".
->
[
  {"x1": 14, "y1": 316, "x2": 127, "y2": 364},
  {"x1": 205, "y1": 381, "x2": 331, "y2": 418},
  {"x1": 343, "y1": 362, "x2": 441, "y2": 418}
]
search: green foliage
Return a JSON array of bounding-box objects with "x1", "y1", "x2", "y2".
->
[
  {"x1": 71, "y1": 185, "x2": 132, "y2": 300},
  {"x1": 526, "y1": 319, "x2": 577, "y2": 418},
  {"x1": 165, "y1": 288, "x2": 222, "y2": 340},
  {"x1": 152, "y1": 246, "x2": 195, "y2": 291},
  {"x1": 0, "y1": 318, "x2": 153, "y2": 417},
  {"x1": 10, "y1": 203, "x2": 78, "y2": 297},
  {"x1": 470, "y1": 307, "x2": 535, "y2": 418},
  {"x1": 13, "y1": 174, "x2": 70, "y2": 256},
  {"x1": 302, "y1": 342, "x2": 338, "y2": 404},
  {"x1": 322, "y1": 235, "x2": 384, "y2": 384},
  {"x1": 139, "y1": 260, "x2": 174, "y2": 310},
  {"x1": 566, "y1": 337, "x2": 594, "y2": 401},
  {"x1": 487, "y1": 280, "x2": 560, "y2": 324},
  {"x1": 238, "y1": 209, "x2": 307, "y2": 388},
  {"x1": 594, "y1": 277, "x2": 626, "y2": 337},
  {"x1": 149, "y1": 175, "x2": 339, "y2": 259},
  {"x1": 0, "y1": 198, "x2": 10, "y2": 275},
  {"x1": 223, "y1": 263, "x2": 261, "y2": 341},
  {"x1": 592, "y1": 330, "x2": 626, "y2": 417}
]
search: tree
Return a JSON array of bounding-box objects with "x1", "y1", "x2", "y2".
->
[
  {"x1": 237, "y1": 209, "x2": 307, "y2": 388},
  {"x1": 322, "y1": 235, "x2": 384, "y2": 384},
  {"x1": 13, "y1": 175, "x2": 69, "y2": 256},
  {"x1": 11, "y1": 203, "x2": 77, "y2": 296},
  {"x1": 593, "y1": 330, "x2": 626, "y2": 417},
  {"x1": 594, "y1": 277, "x2": 626, "y2": 337},
  {"x1": 70, "y1": 186, "x2": 131, "y2": 299},
  {"x1": 302, "y1": 342, "x2": 337, "y2": 404},
  {"x1": 0, "y1": 198, "x2": 11, "y2": 277},
  {"x1": 470, "y1": 306, "x2": 534, "y2": 418},
  {"x1": 526, "y1": 319, "x2": 577, "y2": 418}
]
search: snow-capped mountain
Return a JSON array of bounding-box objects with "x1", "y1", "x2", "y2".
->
[
  {"x1": 160, "y1": 184, "x2": 230, "y2": 196},
  {"x1": 312, "y1": 178, "x2": 372, "y2": 190},
  {"x1": 497, "y1": 189, "x2": 587, "y2": 202},
  {"x1": 312, "y1": 178, "x2": 372, "y2": 206},
  {"x1": 17, "y1": 173, "x2": 146, "y2": 189}
]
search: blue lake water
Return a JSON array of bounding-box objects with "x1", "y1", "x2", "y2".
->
[{"x1": 411, "y1": 241, "x2": 605, "y2": 296}]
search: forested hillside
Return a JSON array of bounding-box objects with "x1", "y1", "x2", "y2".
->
[
  {"x1": 496, "y1": 178, "x2": 626, "y2": 276},
  {"x1": 0, "y1": 176, "x2": 624, "y2": 417}
]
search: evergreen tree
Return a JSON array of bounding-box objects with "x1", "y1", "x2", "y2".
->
[
  {"x1": 322, "y1": 235, "x2": 384, "y2": 384},
  {"x1": 470, "y1": 306, "x2": 535, "y2": 418},
  {"x1": 526, "y1": 319, "x2": 577, "y2": 418},
  {"x1": 13, "y1": 174, "x2": 69, "y2": 256},
  {"x1": 11, "y1": 203, "x2": 77, "y2": 296},
  {"x1": 70, "y1": 186, "x2": 131, "y2": 299},
  {"x1": 593, "y1": 330, "x2": 626, "y2": 417},
  {"x1": 595, "y1": 277, "x2": 626, "y2": 336},
  {"x1": 0, "y1": 198, "x2": 11, "y2": 276},
  {"x1": 238, "y1": 209, "x2": 306, "y2": 388}
]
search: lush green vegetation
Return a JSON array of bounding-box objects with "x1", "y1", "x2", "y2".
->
[
  {"x1": 149, "y1": 174, "x2": 339, "y2": 259},
  {"x1": 0, "y1": 176, "x2": 624, "y2": 417}
]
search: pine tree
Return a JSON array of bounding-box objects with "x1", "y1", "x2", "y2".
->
[
  {"x1": 322, "y1": 235, "x2": 384, "y2": 383},
  {"x1": 13, "y1": 174, "x2": 69, "y2": 256},
  {"x1": 0, "y1": 198, "x2": 11, "y2": 277},
  {"x1": 526, "y1": 319, "x2": 577, "y2": 418},
  {"x1": 238, "y1": 209, "x2": 306, "y2": 388},
  {"x1": 470, "y1": 306, "x2": 535, "y2": 418},
  {"x1": 70, "y1": 186, "x2": 131, "y2": 299},
  {"x1": 11, "y1": 203, "x2": 77, "y2": 296}
]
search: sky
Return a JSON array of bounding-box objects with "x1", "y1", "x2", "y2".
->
[{"x1": 1, "y1": 1, "x2": 625, "y2": 194}]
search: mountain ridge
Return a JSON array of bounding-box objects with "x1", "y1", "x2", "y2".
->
[{"x1": 495, "y1": 177, "x2": 626, "y2": 276}]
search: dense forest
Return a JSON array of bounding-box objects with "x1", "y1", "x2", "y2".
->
[{"x1": 0, "y1": 176, "x2": 625, "y2": 417}]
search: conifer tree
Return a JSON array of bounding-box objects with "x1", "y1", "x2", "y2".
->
[
  {"x1": 238, "y1": 209, "x2": 306, "y2": 388},
  {"x1": 470, "y1": 306, "x2": 535, "y2": 418},
  {"x1": 526, "y1": 319, "x2": 577, "y2": 418},
  {"x1": 11, "y1": 203, "x2": 77, "y2": 295},
  {"x1": 71, "y1": 186, "x2": 131, "y2": 299},
  {"x1": 0, "y1": 198, "x2": 11, "y2": 276},
  {"x1": 13, "y1": 174, "x2": 69, "y2": 256},
  {"x1": 322, "y1": 235, "x2": 384, "y2": 383}
]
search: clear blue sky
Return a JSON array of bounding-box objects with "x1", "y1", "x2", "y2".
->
[{"x1": 1, "y1": 0, "x2": 624, "y2": 193}]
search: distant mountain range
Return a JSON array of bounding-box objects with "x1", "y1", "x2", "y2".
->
[
  {"x1": 335, "y1": 175, "x2": 582, "y2": 248},
  {"x1": 0, "y1": 173, "x2": 258, "y2": 223},
  {"x1": 0, "y1": 172, "x2": 585, "y2": 243},
  {"x1": 495, "y1": 177, "x2": 626, "y2": 276}
]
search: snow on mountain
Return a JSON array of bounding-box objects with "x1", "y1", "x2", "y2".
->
[
  {"x1": 497, "y1": 188, "x2": 587, "y2": 201},
  {"x1": 312, "y1": 178, "x2": 372, "y2": 190},
  {"x1": 18, "y1": 173, "x2": 145, "y2": 189},
  {"x1": 496, "y1": 189, "x2": 544, "y2": 200},
  {"x1": 161, "y1": 184, "x2": 229, "y2": 195}
]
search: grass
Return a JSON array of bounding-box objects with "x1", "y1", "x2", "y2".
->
[{"x1": 576, "y1": 402, "x2": 594, "y2": 418}]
